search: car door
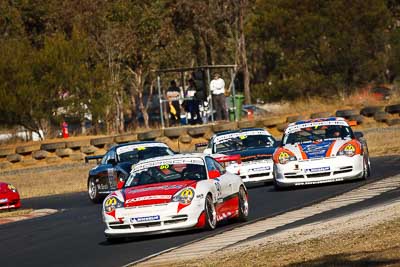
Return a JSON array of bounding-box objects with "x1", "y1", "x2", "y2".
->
[
  {"x1": 205, "y1": 156, "x2": 234, "y2": 215},
  {"x1": 97, "y1": 149, "x2": 118, "y2": 192}
]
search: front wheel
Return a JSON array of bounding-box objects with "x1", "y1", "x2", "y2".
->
[
  {"x1": 362, "y1": 156, "x2": 371, "y2": 180},
  {"x1": 88, "y1": 177, "x2": 101, "y2": 203},
  {"x1": 204, "y1": 194, "x2": 217, "y2": 230},
  {"x1": 237, "y1": 186, "x2": 249, "y2": 222}
]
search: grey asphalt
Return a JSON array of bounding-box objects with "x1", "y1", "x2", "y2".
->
[{"x1": 0, "y1": 156, "x2": 399, "y2": 267}]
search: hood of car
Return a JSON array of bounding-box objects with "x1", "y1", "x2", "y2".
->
[
  {"x1": 223, "y1": 147, "x2": 275, "y2": 161},
  {"x1": 123, "y1": 181, "x2": 197, "y2": 207},
  {"x1": 284, "y1": 139, "x2": 350, "y2": 159}
]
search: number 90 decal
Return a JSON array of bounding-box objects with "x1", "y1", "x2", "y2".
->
[{"x1": 160, "y1": 164, "x2": 170, "y2": 170}]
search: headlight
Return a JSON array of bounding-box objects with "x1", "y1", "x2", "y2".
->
[
  {"x1": 171, "y1": 187, "x2": 195, "y2": 204},
  {"x1": 278, "y1": 151, "x2": 297, "y2": 164},
  {"x1": 337, "y1": 144, "x2": 356, "y2": 157},
  {"x1": 7, "y1": 184, "x2": 17, "y2": 193},
  {"x1": 104, "y1": 196, "x2": 124, "y2": 212}
]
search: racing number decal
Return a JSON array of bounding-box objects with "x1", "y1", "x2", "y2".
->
[
  {"x1": 344, "y1": 144, "x2": 355, "y2": 151},
  {"x1": 105, "y1": 197, "x2": 117, "y2": 207},
  {"x1": 239, "y1": 135, "x2": 247, "y2": 140},
  {"x1": 137, "y1": 147, "x2": 146, "y2": 151},
  {"x1": 160, "y1": 164, "x2": 170, "y2": 170}
]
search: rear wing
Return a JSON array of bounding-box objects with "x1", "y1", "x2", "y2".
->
[
  {"x1": 85, "y1": 155, "x2": 104, "y2": 164},
  {"x1": 195, "y1": 142, "x2": 208, "y2": 152}
]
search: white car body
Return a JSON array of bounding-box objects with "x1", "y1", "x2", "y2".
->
[
  {"x1": 204, "y1": 128, "x2": 277, "y2": 184},
  {"x1": 102, "y1": 154, "x2": 248, "y2": 239},
  {"x1": 273, "y1": 117, "x2": 370, "y2": 188}
]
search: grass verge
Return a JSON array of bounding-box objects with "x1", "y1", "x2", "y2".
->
[
  {"x1": 0, "y1": 208, "x2": 33, "y2": 218},
  {"x1": 174, "y1": 216, "x2": 400, "y2": 267}
]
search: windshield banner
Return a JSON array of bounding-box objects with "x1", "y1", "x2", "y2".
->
[
  {"x1": 214, "y1": 131, "x2": 269, "y2": 144},
  {"x1": 286, "y1": 121, "x2": 348, "y2": 134},
  {"x1": 116, "y1": 143, "x2": 168, "y2": 155},
  {"x1": 132, "y1": 158, "x2": 204, "y2": 172}
]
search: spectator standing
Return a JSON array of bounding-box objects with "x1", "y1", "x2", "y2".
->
[
  {"x1": 183, "y1": 79, "x2": 202, "y2": 124},
  {"x1": 167, "y1": 80, "x2": 181, "y2": 126},
  {"x1": 210, "y1": 73, "x2": 228, "y2": 121}
]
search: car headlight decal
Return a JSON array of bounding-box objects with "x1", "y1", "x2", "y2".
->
[
  {"x1": 7, "y1": 184, "x2": 17, "y2": 193},
  {"x1": 172, "y1": 187, "x2": 195, "y2": 204},
  {"x1": 104, "y1": 196, "x2": 124, "y2": 212},
  {"x1": 274, "y1": 149, "x2": 297, "y2": 164},
  {"x1": 337, "y1": 141, "x2": 361, "y2": 157}
]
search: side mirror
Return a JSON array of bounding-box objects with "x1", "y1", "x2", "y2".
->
[
  {"x1": 107, "y1": 158, "x2": 116, "y2": 165},
  {"x1": 208, "y1": 170, "x2": 221, "y2": 179},
  {"x1": 203, "y1": 148, "x2": 212, "y2": 155},
  {"x1": 117, "y1": 180, "x2": 125, "y2": 190},
  {"x1": 354, "y1": 132, "x2": 364, "y2": 139}
]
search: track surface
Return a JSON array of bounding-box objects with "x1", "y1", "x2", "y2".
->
[{"x1": 0, "y1": 156, "x2": 399, "y2": 267}]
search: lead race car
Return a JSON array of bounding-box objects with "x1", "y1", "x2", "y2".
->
[
  {"x1": 202, "y1": 128, "x2": 278, "y2": 184},
  {"x1": 273, "y1": 117, "x2": 371, "y2": 188},
  {"x1": 0, "y1": 182, "x2": 20, "y2": 210},
  {"x1": 102, "y1": 153, "x2": 248, "y2": 240},
  {"x1": 86, "y1": 141, "x2": 174, "y2": 203}
]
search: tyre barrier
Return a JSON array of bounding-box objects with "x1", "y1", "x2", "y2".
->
[
  {"x1": 310, "y1": 112, "x2": 332, "y2": 119},
  {"x1": 385, "y1": 104, "x2": 400, "y2": 114},
  {"x1": 0, "y1": 110, "x2": 390, "y2": 170},
  {"x1": 360, "y1": 106, "x2": 384, "y2": 117}
]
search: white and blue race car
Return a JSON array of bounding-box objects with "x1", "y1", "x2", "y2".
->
[{"x1": 273, "y1": 117, "x2": 371, "y2": 188}]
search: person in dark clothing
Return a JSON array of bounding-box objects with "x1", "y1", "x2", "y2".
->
[
  {"x1": 167, "y1": 80, "x2": 181, "y2": 126},
  {"x1": 183, "y1": 79, "x2": 202, "y2": 125}
]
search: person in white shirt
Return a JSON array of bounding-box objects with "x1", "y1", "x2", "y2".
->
[{"x1": 210, "y1": 73, "x2": 228, "y2": 121}]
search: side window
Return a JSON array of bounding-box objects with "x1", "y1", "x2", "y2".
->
[
  {"x1": 205, "y1": 157, "x2": 226, "y2": 174},
  {"x1": 205, "y1": 157, "x2": 217, "y2": 171},
  {"x1": 212, "y1": 158, "x2": 226, "y2": 174},
  {"x1": 101, "y1": 150, "x2": 115, "y2": 165}
]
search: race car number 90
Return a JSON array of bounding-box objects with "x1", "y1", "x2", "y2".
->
[{"x1": 105, "y1": 197, "x2": 117, "y2": 207}]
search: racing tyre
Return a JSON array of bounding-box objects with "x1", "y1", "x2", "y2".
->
[
  {"x1": 88, "y1": 177, "x2": 102, "y2": 203},
  {"x1": 237, "y1": 186, "x2": 249, "y2": 222},
  {"x1": 204, "y1": 194, "x2": 217, "y2": 230},
  {"x1": 362, "y1": 156, "x2": 371, "y2": 180}
]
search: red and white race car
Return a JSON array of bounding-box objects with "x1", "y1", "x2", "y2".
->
[
  {"x1": 102, "y1": 153, "x2": 248, "y2": 241},
  {"x1": 0, "y1": 182, "x2": 21, "y2": 210}
]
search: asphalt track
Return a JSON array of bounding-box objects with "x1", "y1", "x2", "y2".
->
[{"x1": 0, "y1": 156, "x2": 399, "y2": 267}]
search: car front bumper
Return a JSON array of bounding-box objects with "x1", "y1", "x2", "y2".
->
[
  {"x1": 274, "y1": 155, "x2": 364, "y2": 187},
  {"x1": 227, "y1": 160, "x2": 274, "y2": 183},
  {"x1": 103, "y1": 201, "x2": 204, "y2": 237}
]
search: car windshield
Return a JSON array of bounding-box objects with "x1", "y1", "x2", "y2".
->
[
  {"x1": 283, "y1": 125, "x2": 353, "y2": 145},
  {"x1": 125, "y1": 162, "x2": 206, "y2": 187},
  {"x1": 215, "y1": 134, "x2": 275, "y2": 153},
  {"x1": 117, "y1": 147, "x2": 174, "y2": 163}
]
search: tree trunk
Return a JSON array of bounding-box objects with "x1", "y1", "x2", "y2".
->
[{"x1": 238, "y1": 0, "x2": 251, "y2": 104}]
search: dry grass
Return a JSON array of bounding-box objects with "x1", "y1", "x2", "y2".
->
[
  {"x1": 174, "y1": 218, "x2": 400, "y2": 267},
  {"x1": 1, "y1": 165, "x2": 89, "y2": 199},
  {"x1": 364, "y1": 129, "x2": 400, "y2": 156},
  {"x1": 0, "y1": 208, "x2": 33, "y2": 218}
]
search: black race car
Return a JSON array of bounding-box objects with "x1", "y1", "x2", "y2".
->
[{"x1": 85, "y1": 141, "x2": 174, "y2": 203}]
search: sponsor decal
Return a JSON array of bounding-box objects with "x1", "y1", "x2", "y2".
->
[
  {"x1": 116, "y1": 143, "x2": 167, "y2": 155},
  {"x1": 0, "y1": 198, "x2": 8, "y2": 203},
  {"x1": 130, "y1": 215, "x2": 160, "y2": 223},
  {"x1": 126, "y1": 195, "x2": 172, "y2": 203},
  {"x1": 250, "y1": 166, "x2": 271, "y2": 172},
  {"x1": 127, "y1": 185, "x2": 183, "y2": 194},
  {"x1": 300, "y1": 140, "x2": 334, "y2": 159},
  {"x1": 105, "y1": 197, "x2": 117, "y2": 207},
  {"x1": 214, "y1": 131, "x2": 269, "y2": 144},
  {"x1": 295, "y1": 178, "x2": 344, "y2": 186},
  {"x1": 304, "y1": 166, "x2": 330, "y2": 173}
]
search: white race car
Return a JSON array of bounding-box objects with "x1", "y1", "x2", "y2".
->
[
  {"x1": 273, "y1": 117, "x2": 371, "y2": 188},
  {"x1": 203, "y1": 128, "x2": 278, "y2": 184},
  {"x1": 102, "y1": 153, "x2": 248, "y2": 241}
]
